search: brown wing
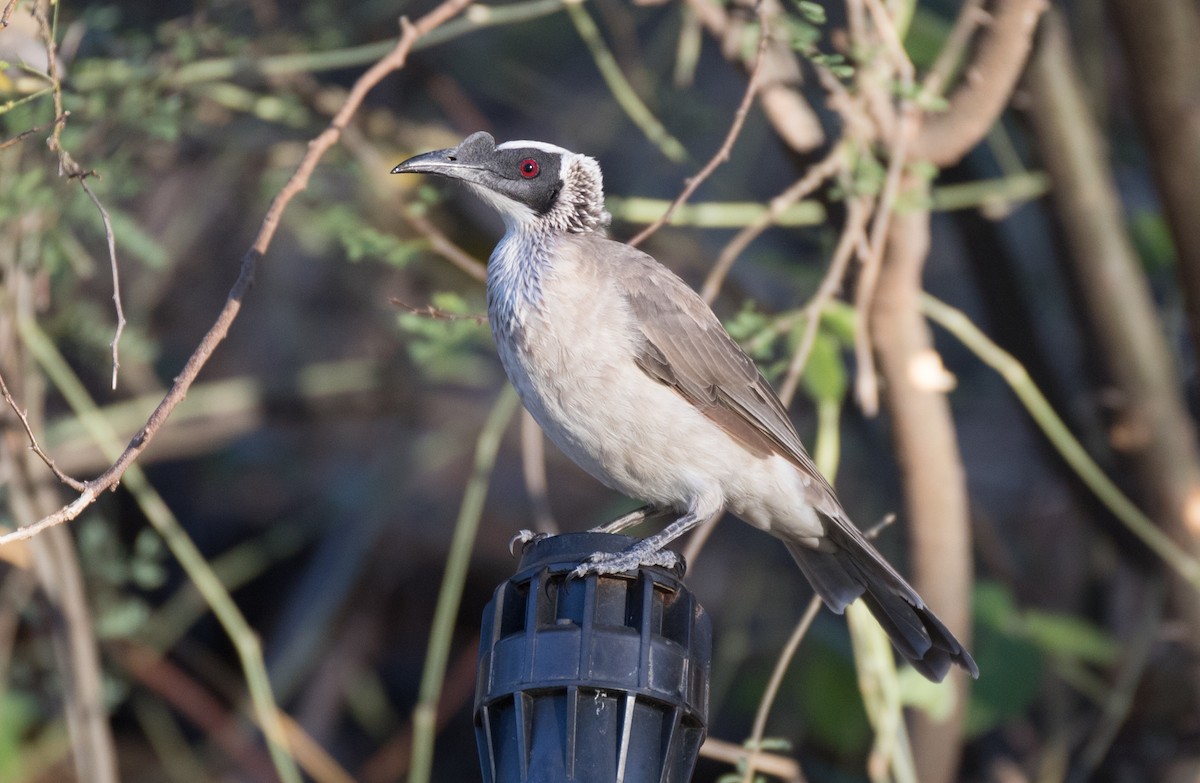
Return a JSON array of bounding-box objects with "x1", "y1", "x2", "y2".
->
[{"x1": 583, "y1": 235, "x2": 839, "y2": 506}]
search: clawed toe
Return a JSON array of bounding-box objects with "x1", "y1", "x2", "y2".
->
[{"x1": 508, "y1": 529, "x2": 546, "y2": 556}]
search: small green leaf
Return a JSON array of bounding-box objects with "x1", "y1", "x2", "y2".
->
[
  {"x1": 795, "y1": 1, "x2": 826, "y2": 24},
  {"x1": 801, "y1": 330, "x2": 846, "y2": 403},
  {"x1": 1023, "y1": 611, "x2": 1119, "y2": 665},
  {"x1": 95, "y1": 598, "x2": 150, "y2": 639}
]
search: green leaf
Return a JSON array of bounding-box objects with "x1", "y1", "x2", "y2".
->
[
  {"x1": 795, "y1": 1, "x2": 827, "y2": 24},
  {"x1": 795, "y1": 641, "x2": 872, "y2": 755},
  {"x1": 0, "y1": 692, "x2": 37, "y2": 780},
  {"x1": 967, "y1": 582, "x2": 1063, "y2": 735},
  {"x1": 1130, "y1": 209, "x2": 1176, "y2": 272},
  {"x1": 95, "y1": 597, "x2": 150, "y2": 639},
  {"x1": 397, "y1": 291, "x2": 492, "y2": 384},
  {"x1": 801, "y1": 329, "x2": 846, "y2": 403},
  {"x1": 1023, "y1": 611, "x2": 1119, "y2": 665}
]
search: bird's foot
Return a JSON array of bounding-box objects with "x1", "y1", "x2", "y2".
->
[
  {"x1": 508, "y1": 529, "x2": 547, "y2": 556},
  {"x1": 570, "y1": 540, "x2": 682, "y2": 579}
]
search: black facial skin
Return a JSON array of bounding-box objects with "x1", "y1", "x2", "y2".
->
[{"x1": 394, "y1": 131, "x2": 564, "y2": 215}]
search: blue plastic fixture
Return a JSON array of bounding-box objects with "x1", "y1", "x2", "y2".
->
[{"x1": 475, "y1": 532, "x2": 712, "y2": 783}]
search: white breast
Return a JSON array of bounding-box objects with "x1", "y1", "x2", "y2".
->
[{"x1": 486, "y1": 231, "x2": 822, "y2": 539}]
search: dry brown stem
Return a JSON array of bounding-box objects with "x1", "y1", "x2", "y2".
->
[
  {"x1": 777, "y1": 195, "x2": 872, "y2": 405},
  {"x1": 390, "y1": 299, "x2": 487, "y2": 322},
  {"x1": 402, "y1": 207, "x2": 487, "y2": 283},
  {"x1": 0, "y1": 0, "x2": 19, "y2": 26},
  {"x1": 700, "y1": 146, "x2": 844, "y2": 303},
  {"x1": 0, "y1": 112, "x2": 68, "y2": 151},
  {"x1": 0, "y1": 371, "x2": 86, "y2": 491},
  {"x1": 911, "y1": 0, "x2": 1047, "y2": 166}
]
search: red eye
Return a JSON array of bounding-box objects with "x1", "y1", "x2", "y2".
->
[{"x1": 520, "y1": 158, "x2": 539, "y2": 178}]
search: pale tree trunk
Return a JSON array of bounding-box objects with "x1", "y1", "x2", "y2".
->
[{"x1": 872, "y1": 177, "x2": 974, "y2": 783}]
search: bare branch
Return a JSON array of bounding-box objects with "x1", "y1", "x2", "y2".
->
[
  {"x1": 854, "y1": 108, "x2": 919, "y2": 417},
  {"x1": 0, "y1": 370, "x2": 87, "y2": 491},
  {"x1": 0, "y1": 111, "x2": 68, "y2": 152},
  {"x1": 777, "y1": 196, "x2": 872, "y2": 406},
  {"x1": 0, "y1": 0, "x2": 476, "y2": 548},
  {"x1": 700, "y1": 147, "x2": 844, "y2": 303},
  {"x1": 628, "y1": 4, "x2": 770, "y2": 248},
  {"x1": 390, "y1": 299, "x2": 487, "y2": 323},
  {"x1": 911, "y1": 0, "x2": 1047, "y2": 166},
  {"x1": 699, "y1": 737, "x2": 805, "y2": 782},
  {"x1": 1, "y1": 0, "x2": 18, "y2": 27},
  {"x1": 75, "y1": 178, "x2": 126, "y2": 390},
  {"x1": 922, "y1": 0, "x2": 989, "y2": 99},
  {"x1": 739, "y1": 596, "x2": 823, "y2": 783},
  {"x1": 684, "y1": 0, "x2": 824, "y2": 152},
  {"x1": 402, "y1": 208, "x2": 487, "y2": 283}
]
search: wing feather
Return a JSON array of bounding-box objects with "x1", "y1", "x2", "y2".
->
[{"x1": 583, "y1": 235, "x2": 837, "y2": 503}]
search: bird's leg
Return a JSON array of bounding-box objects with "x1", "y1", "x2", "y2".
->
[
  {"x1": 589, "y1": 503, "x2": 673, "y2": 534},
  {"x1": 510, "y1": 507, "x2": 676, "y2": 557},
  {"x1": 572, "y1": 500, "x2": 723, "y2": 577}
]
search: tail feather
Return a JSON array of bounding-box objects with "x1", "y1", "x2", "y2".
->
[{"x1": 785, "y1": 516, "x2": 979, "y2": 683}]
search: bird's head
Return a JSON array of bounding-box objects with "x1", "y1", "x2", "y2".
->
[{"x1": 391, "y1": 131, "x2": 610, "y2": 235}]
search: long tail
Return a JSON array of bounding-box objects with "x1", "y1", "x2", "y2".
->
[{"x1": 785, "y1": 514, "x2": 979, "y2": 683}]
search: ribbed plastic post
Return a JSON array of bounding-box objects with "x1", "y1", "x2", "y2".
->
[{"x1": 475, "y1": 532, "x2": 711, "y2": 783}]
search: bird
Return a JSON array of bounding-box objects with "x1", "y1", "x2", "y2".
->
[{"x1": 392, "y1": 131, "x2": 978, "y2": 682}]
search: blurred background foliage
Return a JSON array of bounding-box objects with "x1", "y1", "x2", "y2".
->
[{"x1": 0, "y1": 0, "x2": 1197, "y2": 781}]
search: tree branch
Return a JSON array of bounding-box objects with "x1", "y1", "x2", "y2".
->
[
  {"x1": 684, "y1": 0, "x2": 824, "y2": 153},
  {"x1": 628, "y1": 2, "x2": 769, "y2": 248},
  {"x1": 910, "y1": 0, "x2": 1046, "y2": 166},
  {"x1": 0, "y1": 0, "x2": 475, "y2": 546},
  {"x1": 1109, "y1": 0, "x2": 1200, "y2": 395}
]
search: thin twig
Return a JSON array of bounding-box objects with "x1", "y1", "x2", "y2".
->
[
  {"x1": 700, "y1": 146, "x2": 845, "y2": 303},
  {"x1": 740, "y1": 596, "x2": 822, "y2": 783},
  {"x1": 390, "y1": 299, "x2": 487, "y2": 323},
  {"x1": 402, "y1": 207, "x2": 487, "y2": 282},
  {"x1": 699, "y1": 737, "x2": 805, "y2": 782},
  {"x1": 922, "y1": 0, "x2": 988, "y2": 99},
  {"x1": 863, "y1": 0, "x2": 915, "y2": 83},
  {"x1": 683, "y1": 0, "x2": 824, "y2": 152},
  {"x1": 0, "y1": 370, "x2": 87, "y2": 491},
  {"x1": 680, "y1": 514, "x2": 719, "y2": 567},
  {"x1": 777, "y1": 196, "x2": 873, "y2": 405},
  {"x1": 31, "y1": 4, "x2": 124, "y2": 386},
  {"x1": 852, "y1": 107, "x2": 918, "y2": 416},
  {"x1": 32, "y1": 1, "x2": 70, "y2": 171},
  {"x1": 1, "y1": 0, "x2": 18, "y2": 27},
  {"x1": 0, "y1": 0, "x2": 476, "y2": 549},
  {"x1": 337, "y1": 123, "x2": 488, "y2": 284},
  {"x1": 76, "y1": 178, "x2": 126, "y2": 389},
  {"x1": 0, "y1": 111, "x2": 68, "y2": 152},
  {"x1": 628, "y1": 3, "x2": 770, "y2": 247}
]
